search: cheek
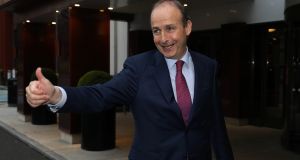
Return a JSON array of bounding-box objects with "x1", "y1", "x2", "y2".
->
[
  {"x1": 173, "y1": 32, "x2": 182, "y2": 40},
  {"x1": 153, "y1": 37, "x2": 160, "y2": 44}
]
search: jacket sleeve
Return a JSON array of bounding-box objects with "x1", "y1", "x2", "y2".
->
[{"x1": 58, "y1": 57, "x2": 139, "y2": 113}]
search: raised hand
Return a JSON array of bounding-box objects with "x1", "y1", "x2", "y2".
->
[{"x1": 25, "y1": 67, "x2": 60, "y2": 107}]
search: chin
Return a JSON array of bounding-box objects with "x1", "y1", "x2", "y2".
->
[
  {"x1": 162, "y1": 53, "x2": 176, "y2": 59},
  {"x1": 159, "y1": 50, "x2": 175, "y2": 58}
]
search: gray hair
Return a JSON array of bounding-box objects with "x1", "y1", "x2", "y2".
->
[{"x1": 151, "y1": 0, "x2": 191, "y2": 26}]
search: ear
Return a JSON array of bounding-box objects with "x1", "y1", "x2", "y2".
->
[{"x1": 185, "y1": 20, "x2": 192, "y2": 36}]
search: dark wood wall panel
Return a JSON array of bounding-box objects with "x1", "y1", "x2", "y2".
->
[
  {"x1": 17, "y1": 23, "x2": 56, "y2": 115},
  {"x1": 69, "y1": 7, "x2": 109, "y2": 85},
  {"x1": 57, "y1": 8, "x2": 110, "y2": 134},
  {"x1": 0, "y1": 11, "x2": 13, "y2": 78}
]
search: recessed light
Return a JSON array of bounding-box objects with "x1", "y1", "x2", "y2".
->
[
  {"x1": 74, "y1": 4, "x2": 80, "y2": 7},
  {"x1": 52, "y1": 22, "x2": 57, "y2": 25},
  {"x1": 56, "y1": 10, "x2": 60, "y2": 13},
  {"x1": 268, "y1": 28, "x2": 276, "y2": 33},
  {"x1": 26, "y1": 20, "x2": 30, "y2": 23},
  {"x1": 108, "y1": 7, "x2": 113, "y2": 10}
]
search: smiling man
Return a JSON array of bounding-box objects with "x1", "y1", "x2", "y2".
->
[
  {"x1": 25, "y1": 0, "x2": 234, "y2": 159},
  {"x1": 151, "y1": 0, "x2": 192, "y2": 60}
]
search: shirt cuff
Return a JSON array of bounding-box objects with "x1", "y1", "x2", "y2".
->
[{"x1": 48, "y1": 86, "x2": 67, "y2": 112}]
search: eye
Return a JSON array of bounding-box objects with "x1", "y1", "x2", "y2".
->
[
  {"x1": 166, "y1": 25, "x2": 176, "y2": 32},
  {"x1": 152, "y1": 28, "x2": 161, "y2": 35}
]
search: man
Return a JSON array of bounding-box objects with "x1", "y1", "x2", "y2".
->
[{"x1": 26, "y1": 0, "x2": 234, "y2": 159}]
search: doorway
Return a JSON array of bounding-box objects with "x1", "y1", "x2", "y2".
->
[{"x1": 249, "y1": 22, "x2": 287, "y2": 129}]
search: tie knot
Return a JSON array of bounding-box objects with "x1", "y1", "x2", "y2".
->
[{"x1": 176, "y1": 60, "x2": 184, "y2": 72}]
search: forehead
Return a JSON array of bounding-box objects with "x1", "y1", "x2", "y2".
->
[{"x1": 150, "y1": 3, "x2": 182, "y2": 27}]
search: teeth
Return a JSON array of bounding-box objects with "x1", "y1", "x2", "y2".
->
[
  {"x1": 163, "y1": 45, "x2": 173, "y2": 52},
  {"x1": 163, "y1": 44, "x2": 173, "y2": 49}
]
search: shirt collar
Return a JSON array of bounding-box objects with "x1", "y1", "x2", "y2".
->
[{"x1": 165, "y1": 48, "x2": 191, "y2": 70}]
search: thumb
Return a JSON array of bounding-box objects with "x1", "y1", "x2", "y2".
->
[{"x1": 35, "y1": 67, "x2": 46, "y2": 82}]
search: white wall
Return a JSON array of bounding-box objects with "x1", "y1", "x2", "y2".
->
[
  {"x1": 110, "y1": 20, "x2": 128, "y2": 75},
  {"x1": 130, "y1": 0, "x2": 285, "y2": 31}
]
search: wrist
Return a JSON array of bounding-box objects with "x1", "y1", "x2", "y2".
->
[{"x1": 48, "y1": 86, "x2": 61, "y2": 105}]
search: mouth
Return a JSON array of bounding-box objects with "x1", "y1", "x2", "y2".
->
[{"x1": 161, "y1": 43, "x2": 175, "y2": 51}]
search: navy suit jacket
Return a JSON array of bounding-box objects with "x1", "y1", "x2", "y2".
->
[{"x1": 60, "y1": 50, "x2": 234, "y2": 160}]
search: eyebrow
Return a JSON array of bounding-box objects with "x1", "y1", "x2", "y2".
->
[{"x1": 152, "y1": 23, "x2": 176, "y2": 28}]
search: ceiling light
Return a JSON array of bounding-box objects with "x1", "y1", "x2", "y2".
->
[
  {"x1": 183, "y1": 3, "x2": 188, "y2": 7},
  {"x1": 56, "y1": 10, "x2": 60, "y2": 13},
  {"x1": 52, "y1": 22, "x2": 57, "y2": 25},
  {"x1": 268, "y1": 28, "x2": 276, "y2": 33},
  {"x1": 26, "y1": 20, "x2": 30, "y2": 23},
  {"x1": 108, "y1": 7, "x2": 113, "y2": 10},
  {"x1": 99, "y1": 9, "x2": 105, "y2": 13},
  {"x1": 74, "y1": 4, "x2": 80, "y2": 7}
]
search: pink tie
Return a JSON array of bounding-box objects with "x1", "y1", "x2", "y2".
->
[{"x1": 176, "y1": 60, "x2": 192, "y2": 126}]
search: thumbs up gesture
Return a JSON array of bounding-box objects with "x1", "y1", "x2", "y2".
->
[{"x1": 25, "y1": 67, "x2": 61, "y2": 107}]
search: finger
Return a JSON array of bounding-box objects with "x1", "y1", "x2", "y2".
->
[
  {"x1": 25, "y1": 84, "x2": 49, "y2": 101},
  {"x1": 26, "y1": 92, "x2": 49, "y2": 107},
  {"x1": 27, "y1": 81, "x2": 44, "y2": 95},
  {"x1": 26, "y1": 99, "x2": 37, "y2": 107},
  {"x1": 26, "y1": 92, "x2": 49, "y2": 101},
  {"x1": 26, "y1": 98, "x2": 46, "y2": 107},
  {"x1": 35, "y1": 68, "x2": 54, "y2": 95},
  {"x1": 35, "y1": 67, "x2": 46, "y2": 82}
]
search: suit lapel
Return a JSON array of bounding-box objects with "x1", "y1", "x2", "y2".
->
[
  {"x1": 189, "y1": 52, "x2": 208, "y2": 123},
  {"x1": 153, "y1": 52, "x2": 182, "y2": 117},
  {"x1": 152, "y1": 51, "x2": 210, "y2": 125}
]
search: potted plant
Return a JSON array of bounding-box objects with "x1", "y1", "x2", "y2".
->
[{"x1": 77, "y1": 70, "x2": 115, "y2": 151}]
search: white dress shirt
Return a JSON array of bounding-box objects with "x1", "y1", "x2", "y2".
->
[
  {"x1": 48, "y1": 86, "x2": 67, "y2": 112},
  {"x1": 165, "y1": 49, "x2": 195, "y2": 103}
]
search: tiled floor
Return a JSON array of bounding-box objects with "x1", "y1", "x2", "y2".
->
[
  {"x1": 0, "y1": 101, "x2": 300, "y2": 159},
  {"x1": 0, "y1": 103, "x2": 133, "y2": 160}
]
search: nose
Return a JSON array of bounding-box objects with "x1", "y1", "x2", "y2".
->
[{"x1": 160, "y1": 31, "x2": 169, "y2": 44}]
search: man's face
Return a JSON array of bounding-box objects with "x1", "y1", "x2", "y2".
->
[{"x1": 151, "y1": 3, "x2": 192, "y2": 60}]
